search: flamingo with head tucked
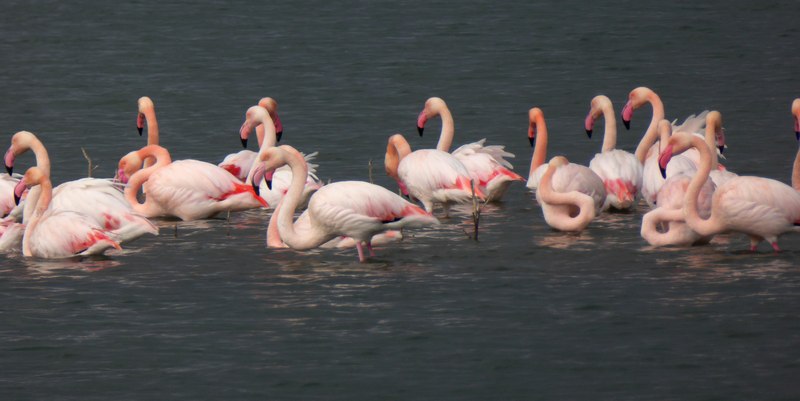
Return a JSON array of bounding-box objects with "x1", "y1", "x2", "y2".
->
[
  {"x1": 416, "y1": 97, "x2": 523, "y2": 201},
  {"x1": 585, "y1": 95, "x2": 643, "y2": 210},
  {"x1": 659, "y1": 131, "x2": 800, "y2": 251},
  {"x1": 4, "y1": 131, "x2": 158, "y2": 244},
  {"x1": 252, "y1": 145, "x2": 438, "y2": 262},
  {"x1": 117, "y1": 145, "x2": 267, "y2": 220},
  {"x1": 13, "y1": 167, "x2": 121, "y2": 258},
  {"x1": 537, "y1": 156, "x2": 605, "y2": 232},
  {"x1": 791, "y1": 98, "x2": 800, "y2": 191},
  {"x1": 385, "y1": 133, "x2": 483, "y2": 216}
]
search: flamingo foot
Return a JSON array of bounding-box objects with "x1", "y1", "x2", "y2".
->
[
  {"x1": 771, "y1": 242, "x2": 781, "y2": 252},
  {"x1": 367, "y1": 241, "x2": 375, "y2": 257},
  {"x1": 355, "y1": 242, "x2": 367, "y2": 262}
]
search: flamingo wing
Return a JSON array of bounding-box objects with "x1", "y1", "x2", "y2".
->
[
  {"x1": 28, "y1": 210, "x2": 120, "y2": 258},
  {"x1": 218, "y1": 150, "x2": 257, "y2": 181}
]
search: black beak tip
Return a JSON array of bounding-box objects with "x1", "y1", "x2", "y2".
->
[
  {"x1": 13, "y1": 193, "x2": 20, "y2": 205},
  {"x1": 659, "y1": 166, "x2": 667, "y2": 179},
  {"x1": 252, "y1": 184, "x2": 260, "y2": 197},
  {"x1": 5, "y1": 164, "x2": 12, "y2": 175},
  {"x1": 137, "y1": 126, "x2": 143, "y2": 136},
  {"x1": 417, "y1": 126, "x2": 424, "y2": 137},
  {"x1": 276, "y1": 131, "x2": 283, "y2": 142},
  {"x1": 622, "y1": 119, "x2": 631, "y2": 130},
  {"x1": 241, "y1": 138, "x2": 248, "y2": 149},
  {"x1": 718, "y1": 145, "x2": 725, "y2": 154},
  {"x1": 528, "y1": 137, "x2": 535, "y2": 147},
  {"x1": 795, "y1": 131, "x2": 800, "y2": 141},
  {"x1": 585, "y1": 129, "x2": 593, "y2": 138},
  {"x1": 266, "y1": 180, "x2": 272, "y2": 190}
]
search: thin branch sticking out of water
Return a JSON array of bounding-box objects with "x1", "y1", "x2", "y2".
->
[{"x1": 81, "y1": 147, "x2": 99, "y2": 178}]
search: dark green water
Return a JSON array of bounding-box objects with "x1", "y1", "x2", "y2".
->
[{"x1": 1, "y1": 1, "x2": 799, "y2": 399}]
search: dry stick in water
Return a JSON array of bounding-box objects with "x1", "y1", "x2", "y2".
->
[
  {"x1": 471, "y1": 180, "x2": 480, "y2": 241},
  {"x1": 368, "y1": 159, "x2": 373, "y2": 184},
  {"x1": 80, "y1": 147, "x2": 99, "y2": 178}
]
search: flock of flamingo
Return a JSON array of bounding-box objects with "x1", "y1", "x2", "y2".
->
[{"x1": 1, "y1": 87, "x2": 800, "y2": 262}]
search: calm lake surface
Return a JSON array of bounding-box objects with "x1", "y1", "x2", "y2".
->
[{"x1": 1, "y1": 0, "x2": 800, "y2": 399}]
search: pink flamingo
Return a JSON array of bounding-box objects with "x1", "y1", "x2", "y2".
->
[
  {"x1": 640, "y1": 172, "x2": 715, "y2": 247},
  {"x1": 585, "y1": 95, "x2": 643, "y2": 210},
  {"x1": 416, "y1": 97, "x2": 523, "y2": 201},
  {"x1": 0, "y1": 173, "x2": 19, "y2": 217},
  {"x1": 537, "y1": 156, "x2": 605, "y2": 232},
  {"x1": 638, "y1": 120, "x2": 698, "y2": 207},
  {"x1": 218, "y1": 97, "x2": 284, "y2": 180},
  {"x1": 13, "y1": 167, "x2": 121, "y2": 258},
  {"x1": 525, "y1": 108, "x2": 606, "y2": 210},
  {"x1": 238, "y1": 105, "x2": 322, "y2": 208},
  {"x1": 117, "y1": 145, "x2": 267, "y2": 220},
  {"x1": 659, "y1": 131, "x2": 800, "y2": 251},
  {"x1": 252, "y1": 145, "x2": 439, "y2": 262},
  {"x1": 385, "y1": 133, "x2": 484, "y2": 215},
  {"x1": 4, "y1": 131, "x2": 158, "y2": 243}
]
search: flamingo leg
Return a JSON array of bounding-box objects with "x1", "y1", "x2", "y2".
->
[
  {"x1": 355, "y1": 242, "x2": 367, "y2": 262},
  {"x1": 748, "y1": 235, "x2": 762, "y2": 252},
  {"x1": 367, "y1": 241, "x2": 375, "y2": 257}
]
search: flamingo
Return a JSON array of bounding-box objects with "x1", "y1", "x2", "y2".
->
[
  {"x1": 385, "y1": 133, "x2": 484, "y2": 215},
  {"x1": 0, "y1": 173, "x2": 19, "y2": 217},
  {"x1": 659, "y1": 131, "x2": 800, "y2": 251},
  {"x1": 4, "y1": 131, "x2": 158, "y2": 243},
  {"x1": 639, "y1": 121, "x2": 698, "y2": 207},
  {"x1": 219, "y1": 97, "x2": 284, "y2": 180},
  {"x1": 537, "y1": 156, "x2": 605, "y2": 232},
  {"x1": 251, "y1": 144, "x2": 439, "y2": 262},
  {"x1": 117, "y1": 145, "x2": 267, "y2": 220},
  {"x1": 238, "y1": 105, "x2": 322, "y2": 208},
  {"x1": 585, "y1": 95, "x2": 643, "y2": 210},
  {"x1": 705, "y1": 111, "x2": 738, "y2": 187},
  {"x1": 416, "y1": 97, "x2": 523, "y2": 201},
  {"x1": 640, "y1": 172, "x2": 716, "y2": 247},
  {"x1": 525, "y1": 107, "x2": 606, "y2": 209},
  {"x1": 13, "y1": 167, "x2": 121, "y2": 258}
]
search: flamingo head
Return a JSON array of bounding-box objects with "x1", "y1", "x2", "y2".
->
[
  {"x1": 622, "y1": 87, "x2": 651, "y2": 130},
  {"x1": 249, "y1": 163, "x2": 274, "y2": 195},
  {"x1": 417, "y1": 97, "x2": 446, "y2": 137},
  {"x1": 549, "y1": 155, "x2": 569, "y2": 168},
  {"x1": 258, "y1": 97, "x2": 283, "y2": 142},
  {"x1": 528, "y1": 107, "x2": 544, "y2": 147},
  {"x1": 417, "y1": 110, "x2": 428, "y2": 137},
  {"x1": 14, "y1": 167, "x2": 46, "y2": 205},
  {"x1": 116, "y1": 150, "x2": 143, "y2": 185},
  {"x1": 137, "y1": 96, "x2": 154, "y2": 136},
  {"x1": 4, "y1": 146, "x2": 15, "y2": 175},
  {"x1": 792, "y1": 98, "x2": 800, "y2": 140},
  {"x1": 658, "y1": 130, "x2": 695, "y2": 179}
]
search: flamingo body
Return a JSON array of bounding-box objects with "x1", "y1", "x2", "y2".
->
[
  {"x1": 641, "y1": 173, "x2": 715, "y2": 246},
  {"x1": 589, "y1": 150, "x2": 643, "y2": 210},
  {"x1": 398, "y1": 149, "x2": 483, "y2": 213}
]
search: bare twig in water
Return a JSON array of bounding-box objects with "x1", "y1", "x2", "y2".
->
[
  {"x1": 226, "y1": 209, "x2": 231, "y2": 237},
  {"x1": 80, "y1": 147, "x2": 99, "y2": 177},
  {"x1": 470, "y1": 180, "x2": 480, "y2": 241},
  {"x1": 174, "y1": 223, "x2": 178, "y2": 238},
  {"x1": 368, "y1": 159, "x2": 373, "y2": 184}
]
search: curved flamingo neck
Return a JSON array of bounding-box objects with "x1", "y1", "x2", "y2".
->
[
  {"x1": 634, "y1": 92, "x2": 665, "y2": 163},
  {"x1": 266, "y1": 201, "x2": 285, "y2": 248},
  {"x1": 683, "y1": 135, "x2": 724, "y2": 236},
  {"x1": 385, "y1": 134, "x2": 411, "y2": 182},
  {"x1": 143, "y1": 108, "x2": 159, "y2": 147},
  {"x1": 538, "y1": 164, "x2": 595, "y2": 231},
  {"x1": 598, "y1": 100, "x2": 618, "y2": 153},
  {"x1": 274, "y1": 147, "x2": 330, "y2": 250},
  {"x1": 430, "y1": 102, "x2": 455, "y2": 152},
  {"x1": 705, "y1": 112, "x2": 722, "y2": 170},
  {"x1": 246, "y1": 112, "x2": 278, "y2": 184},
  {"x1": 16, "y1": 133, "x2": 51, "y2": 178},
  {"x1": 22, "y1": 177, "x2": 52, "y2": 257},
  {"x1": 529, "y1": 113, "x2": 548, "y2": 179},
  {"x1": 793, "y1": 142, "x2": 800, "y2": 191},
  {"x1": 125, "y1": 146, "x2": 172, "y2": 214}
]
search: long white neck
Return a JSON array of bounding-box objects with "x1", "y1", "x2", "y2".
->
[
  {"x1": 22, "y1": 179, "x2": 52, "y2": 257},
  {"x1": 435, "y1": 105, "x2": 455, "y2": 152},
  {"x1": 21, "y1": 135, "x2": 51, "y2": 178},
  {"x1": 683, "y1": 135, "x2": 725, "y2": 236},
  {"x1": 793, "y1": 142, "x2": 800, "y2": 191},
  {"x1": 634, "y1": 94, "x2": 664, "y2": 163},
  {"x1": 126, "y1": 146, "x2": 171, "y2": 216},
  {"x1": 538, "y1": 164, "x2": 595, "y2": 231},
  {"x1": 275, "y1": 147, "x2": 333, "y2": 250},
  {"x1": 246, "y1": 114, "x2": 278, "y2": 185},
  {"x1": 599, "y1": 102, "x2": 618, "y2": 153},
  {"x1": 143, "y1": 108, "x2": 159, "y2": 169},
  {"x1": 528, "y1": 116, "x2": 548, "y2": 180}
]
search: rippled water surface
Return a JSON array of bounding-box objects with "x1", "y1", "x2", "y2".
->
[{"x1": 2, "y1": 1, "x2": 800, "y2": 399}]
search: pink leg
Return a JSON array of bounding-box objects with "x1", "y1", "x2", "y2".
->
[
  {"x1": 355, "y1": 242, "x2": 367, "y2": 262},
  {"x1": 367, "y1": 241, "x2": 375, "y2": 257},
  {"x1": 771, "y1": 242, "x2": 781, "y2": 252}
]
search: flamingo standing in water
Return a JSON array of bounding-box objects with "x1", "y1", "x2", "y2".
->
[
  {"x1": 117, "y1": 145, "x2": 267, "y2": 220},
  {"x1": 219, "y1": 97, "x2": 284, "y2": 180},
  {"x1": 13, "y1": 167, "x2": 121, "y2": 258},
  {"x1": 585, "y1": 95, "x2": 643, "y2": 210},
  {"x1": 252, "y1": 145, "x2": 439, "y2": 262},
  {"x1": 659, "y1": 131, "x2": 800, "y2": 251},
  {"x1": 385, "y1": 133, "x2": 483, "y2": 215},
  {"x1": 416, "y1": 97, "x2": 523, "y2": 201},
  {"x1": 525, "y1": 107, "x2": 606, "y2": 209},
  {"x1": 537, "y1": 156, "x2": 604, "y2": 232},
  {"x1": 237, "y1": 105, "x2": 322, "y2": 208},
  {"x1": 4, "y1": 131, "x2": 158, "y2": 244}
]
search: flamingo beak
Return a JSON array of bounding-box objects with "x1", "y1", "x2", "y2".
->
[
  {"x1": 276, "y1": 131, "x2": 283, "y2": 142},
  {"x1": 718, "y1": 145, "x2": 725, "y2": 154},
  {"x1": 528, "y1": 125, "x2": 536, "y2": 147},
  {"x1": 239, "y1": 120, "x2": 252, "y2": 149},
  {"x1": 416, "y1": 110, "x2": 427, "y2": 137},
  {"x1": 13, "y1": 179, "x2": 26, "y2": 205},
  {"x1": 621, "y1": 101, "x2": 633, "y2": 130},
  {"x1": 241, "y1": 137, "x2": 248, "y2": 148},
  {"x1": 137, "y1": 113, "x2": 145, "y2": 136},
  {"x1": 266, "y1": 179, "x2": 272, "y2": 190},
  {"x1": 4, "y1": 148, "x2": 14, "y2": 175},
  {"x1": 274, "y1": 115, "x2": 284, "y2": 142},
  {"x1": 584, "y1": 114, "x2": 595, "y2": 138},
  {"x1": 252, "y1": 182, "x2": 260, "y2": 197},
  {"x1": 658, "y1": 145, "x2": 673, "y2": 179}
]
